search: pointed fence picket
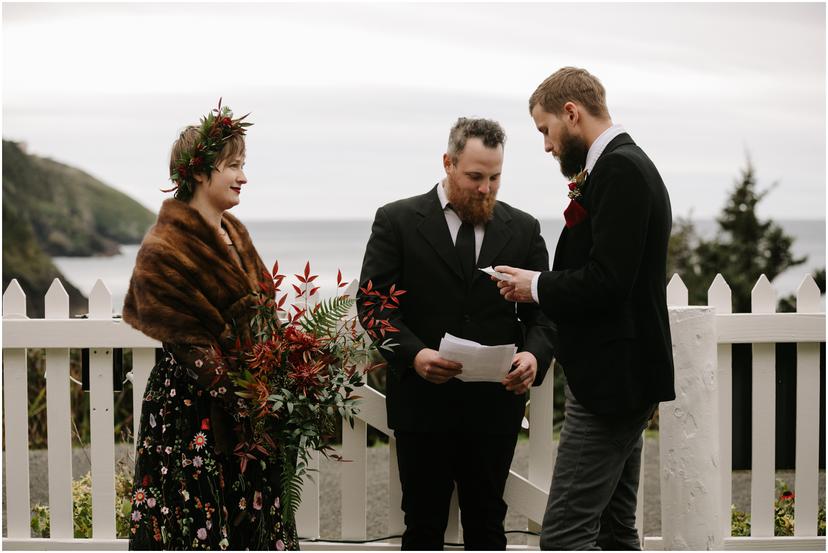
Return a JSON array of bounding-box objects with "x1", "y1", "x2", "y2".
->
[
  {"x1": 708, "y1": 273, "x2": 733, "y2": 539},
  {"x1": 3, "y1": 280, "x2": 31, "y2": 540},
  {"x1": 295, "y1": 285, "x2": 323, "y2": 541},
  {"x1": 2, "y1": 273, "x2": 825, "y2": 551},
  {"x1": 658, "y1": 275, "x2": 692, "y2": 542},
  {"x1": 750, "y1": 275, "x2": 777, "y2": 537},
  {"x1": 795, "y1": 276, "x2": 822, "y2": 537},
  {"x1": 337, "y1": 278, "x2": 368, "y2": 540},
  {"x1": 45, "y1": 279, "x2": 74, "y2": 539},
  {"x1": 88, "y1": 280, "x2": 117, "y2": 539},
  {"x1": 667, "y1": 273, "x2": 689, "y2": 306}
]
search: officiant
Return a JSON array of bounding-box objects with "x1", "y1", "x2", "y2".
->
[{"x1": 357, "y1": 117, "x2": 555, "y2": 550}]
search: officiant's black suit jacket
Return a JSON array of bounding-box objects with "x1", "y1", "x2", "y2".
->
[
  {"x1": 358, "y1": 185, "x2": 556, "y2": 434},
  {"x1": 537, "y1": 133, "x2": 676, "y2": 416}
]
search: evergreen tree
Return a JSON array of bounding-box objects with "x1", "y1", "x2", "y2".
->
[
  {"x1": 668, "y1": 158, "x2": 824, "y2": 470},
  {"x1": 668, "y1": 158, "x2": 810, "y2": 312}
]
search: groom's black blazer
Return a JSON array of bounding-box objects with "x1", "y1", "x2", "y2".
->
[
  {"x1": 359, "y1": 185, "x2": 556, "y2": 434},
  {"x1": 537, "y1": 133, "x2": 675, "y2": 416}
]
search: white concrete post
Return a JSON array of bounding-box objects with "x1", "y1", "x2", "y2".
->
[{"x1": 660, "y1": 306, "x2": 722, "y2": 550}]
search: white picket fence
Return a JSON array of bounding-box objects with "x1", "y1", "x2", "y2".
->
[
  {"x1": 1, "y1": 273, "x2": 825, "y2": 550},
  {"x1": 665, "y1": 273, "x2": 825, "y2": 549}
]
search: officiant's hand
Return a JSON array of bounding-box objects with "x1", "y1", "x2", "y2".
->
[
  {"x1": 493, "y1": 265, "x2": 538, "y2": 304},
  {"x1": 502, "y1": 351, "x2": 537, "y2": 394},
  {"x1": 413, "y1": 348, "x2": 462, "y2": 384}
]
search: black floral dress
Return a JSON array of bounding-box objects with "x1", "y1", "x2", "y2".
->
[{"x1": 128, "y1": 345, "x2": 299, "y2": 550}]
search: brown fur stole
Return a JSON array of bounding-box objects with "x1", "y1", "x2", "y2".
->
[{"x1": 123, "y1": 198, "x2": 267, "y2": 348}]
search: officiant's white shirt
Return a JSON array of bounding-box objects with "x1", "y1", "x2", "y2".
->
[
  {"x1": 437, "y1": 180, "x2": 485, "y2": 262},
  {"x1": 530, "y1": 124, "x2": 627, "y2": 302}
]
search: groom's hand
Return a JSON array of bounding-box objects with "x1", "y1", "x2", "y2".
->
[
  {"x1": 413, "y1": 348, "x2": 463, "y2": 384},
  {"x1": 502, "y1": 351, "x2": 538, "y2": 394},
  {"x1": 493, "y1": 265, "x2": 538, "y2": 303}
]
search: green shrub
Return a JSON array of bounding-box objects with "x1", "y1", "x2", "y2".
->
[
  {"x1": 731, "y1": 504, "x2": 752, "y2": 537},
  {"x1": 731, "y1": 479, "x2": 826, "y2": 537},
  {"x1": 30, "y1": 463, "x2": 133, "y2": 539}
]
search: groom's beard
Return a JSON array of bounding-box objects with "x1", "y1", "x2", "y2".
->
[
  {"x1": 445, "y1": 178, "x2": 498, "y2": 226},
  {"x1": 557, "y1": 128, "x2": 590, "y2": 179}
]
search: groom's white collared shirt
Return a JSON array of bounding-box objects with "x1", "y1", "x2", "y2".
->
[
  {"x1": 529, "y1": 124, "x2": 627, "y2": 303},
  {"x1": 583, "y1": 124, "x2": 626, "y2": 176}
]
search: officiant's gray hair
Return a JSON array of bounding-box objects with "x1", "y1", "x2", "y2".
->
[
  {"x1": 529, "y1": 67, "x2": 610, "y2": 119},
  {"x1": 447, "y1": 117, "x2": 506, "y2": 164}
]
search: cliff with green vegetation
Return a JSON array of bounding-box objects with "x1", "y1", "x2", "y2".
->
[{"x1": 2, "y1": 140, "x2": 155, "y2": 317}]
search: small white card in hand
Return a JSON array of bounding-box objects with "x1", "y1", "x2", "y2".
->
[
  {"x1": 479, "y1": 266, "x2": 511, "y2": 281},
  {"x1": 438, "y1": 333, "x2": 517, "y2": 383}
]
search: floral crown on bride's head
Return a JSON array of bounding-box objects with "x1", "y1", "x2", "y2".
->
[{"x1": 163, "y1": 98, "x2": 252, "y2": 199}]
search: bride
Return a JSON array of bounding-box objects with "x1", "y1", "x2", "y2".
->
[{"x1": 123, "y1": 101, "x2": 297, "y2": 550}]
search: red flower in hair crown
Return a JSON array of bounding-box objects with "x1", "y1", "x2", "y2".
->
[
  {"x1": 163, "y1": 98, "x2": 252, "y2": 198},
  {"x1": 564, "y1": 169, "x2": 589, "y2": 228}
]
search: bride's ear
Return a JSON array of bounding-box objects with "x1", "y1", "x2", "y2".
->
[{"x1": 193, "y1": 172, "x2": 208, "y2": 186}]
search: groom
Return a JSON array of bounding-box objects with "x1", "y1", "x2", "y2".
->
[
  {"x1": 358, "y1": 117, "x2": 555, "y2": 550},
  {"x1": 496, "y1": 67, "x2": 675, "y2": 550}
]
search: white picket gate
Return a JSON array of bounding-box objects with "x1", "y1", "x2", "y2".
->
[
  {"x1": 663, "y1": 273, "x2": 826, "y2": 549},
  {"x1": 2, "y1": 273, "x2": 825, "y2": 550}
]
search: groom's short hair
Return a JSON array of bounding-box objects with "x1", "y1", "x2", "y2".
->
[
  {"x1": 529, "y1": 67, "x2": 610, "y2": 119},
  {"x1": 447, "y1": 117, "x2": 506, "y2": 164}
]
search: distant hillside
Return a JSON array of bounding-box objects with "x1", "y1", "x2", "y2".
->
[
  {"x1": 3, "y1": 140, "x2": 155, "y2": 256},
  {"x1": 3, "y1": 140, "x2": 155, "y2": 317}
]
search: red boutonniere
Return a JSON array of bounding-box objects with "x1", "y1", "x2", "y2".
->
[
  {"x1": 567, "y1": 169, "x2": 588, "y2": 200},
  {"x1": 564, "y1": 169, "x2": 589, "y2": 228}
]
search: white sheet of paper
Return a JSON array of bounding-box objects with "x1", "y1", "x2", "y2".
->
[
  {"x1": 438, "y1": 333, "x2": 517, "y2": 383},
  {"x1": 478, "y1": 266, "x2": 511, "y2": 281}
]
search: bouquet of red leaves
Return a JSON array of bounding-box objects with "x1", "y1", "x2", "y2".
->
[{"x1": 220, "y1": 261, "x2": 403, "y2": 520}]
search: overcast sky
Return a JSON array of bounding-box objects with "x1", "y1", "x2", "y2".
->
[{"x1": 3, "y1": 2, "x2": 825, "y2": 221}]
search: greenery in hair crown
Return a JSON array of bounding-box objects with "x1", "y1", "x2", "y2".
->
[{"x1": 164, "y1": 98, "x2": 252, "y2": 198}]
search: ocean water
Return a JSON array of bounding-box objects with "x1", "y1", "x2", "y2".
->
[{"x1": 52, "y1": 219, "x2": 825, "y2": 315}]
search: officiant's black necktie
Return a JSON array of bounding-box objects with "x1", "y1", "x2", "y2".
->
[{"x1": 455, "y1": 221, "x2": 476, "y2": 282}]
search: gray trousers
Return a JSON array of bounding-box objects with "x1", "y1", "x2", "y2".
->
[{"x1": 540, "y1": 386, "x2": 654, "y2": 550}]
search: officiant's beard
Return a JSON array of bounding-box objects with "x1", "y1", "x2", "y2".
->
[
  {"x1": 446, "y1": 178, "x2": 498, "y2": 226},
  {"x1": 557, "y1": 128, "x2": 590, "y2": 179}
]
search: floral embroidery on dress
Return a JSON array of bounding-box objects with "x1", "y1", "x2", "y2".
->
[{"x1": 128, "y1": 348, "x2": 298, "y2": 550}]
